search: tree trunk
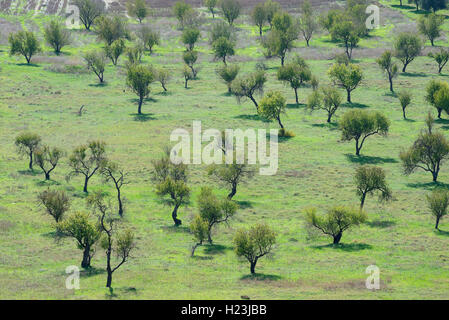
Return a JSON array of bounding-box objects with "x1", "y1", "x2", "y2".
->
[
  {"x1": 117, "y1": 188, "x2": 123, "y2": 217},
  {"x1": 172, "y1": 204, "x2": 182, "y2": 226},
  {"x1": 83, "y1": 176, "x2": 89, "y2": 193},
  {"x1": 294, "y1": 88, "x2": 299, "y2": 104},
  {"x1": 347, "y1": 89, "x2": 351, "y2": 103},
  {"x1": 360, "y1": 193, "x2": 366, "y2": 209},
  {"x1": 432, "y1": 171, "x2": 438, "y2": 182},
  {"x1": 431, "y1": 39, "x2": 434, "y2": 46},
  {"x1": 306, "y1": 39, "x2": 310, "y2": 47},
  {"x1": 389, "y1": 77, "x2": 394, "y2": 92},
  {"x1": 259, "y1": 26, "x2": 263, "y2": 36},
  {"x1": 228, "y1": 184, "x2": 237, "y2": 200},
  {"x1": 250, "y1": 259, "x2": 257, "y2": 274},
  {"x1": 333, "y1": 232, "x2": 342, "y2": 244},
  {"x1": 403, "y1": 107, "x2": 407, "y2": 120},
  {"x1": 327, "y1": 113, "x2": 332, "y2": 123},
  {"x1": 438, "y1": 108, "x2": 442, "y2": 119},
  {"x1": 207, "y1": 226, "x2": 213, "y2": 244},
  {"x1": 29, "y1": 152, "x2": 33, "y2": 170},
  {"x1": 81, "y1": 245, "x2": 91, "y2": 269},
  {"x1": 249, "y1": 95, "x2": 259, "y2": 110},
  {"x1": 402, "y1": 63, "x2": 407, "y2": 73},
  {"x1": 138, "y1": 96, "x2": 143, "y2": 114},
  {"x1": 355, "y1": 138, "x2": 361, "y2": 156},
  {"x1": 45, "y1": 171, "x2": 50, "y2": 181},
  {"x1": 162, "y1": 84, "x2": 167, "y2": 92},
  {"x1": 281, "y1": 56, "x2": 285, "y2": 66},
  {"x1": 435, "y1": 216, "x2": 440, "y2": 230}
]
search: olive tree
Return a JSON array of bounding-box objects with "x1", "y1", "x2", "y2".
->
[
  {"x1": 233, "y1": 223, "x2": 276, "y2": 274},
  {"x1": 216, "y1": 64, "x2": 239, "y2": 93},
  {"x1": 305, "y1": 206, "x2": 367, "y2": 245},
  {"x1": 400, "y1": 115, "x2": 449, "y2": 182},
  {"x1": 87, "y1": 191, "x2": 135, "y2": 288},
  {"x1": 34, "y1": 145, "x2": 63, "y2": 181},
  {"x1": 126, "y1": 64, "x2": 155, "y2": 114},
  {"x1": 355, "y1": 165, "x2": 392, "y2": 209},
  {"x1": 208, "y1": 162, "x2": 254, "y2": 200},
  {"x1": 376, "y1": 50, "x2": 399, "y2": 93},
  {"x1": 137, "y1": 26, "x2": 160, "y2": 54},
  {"x1": 299, "y1": 0, "x2": 318, "y2": 47},
  {"x1": 339, "y1": 110, "x2": 390, "y2": 156},
  {"x1": 259, "y1": 91, "x2": 287, "y2": 132},
  {"x1": 105, "y1": 39, "x2": 125, "y2": 66},
  {"x1": 231, "y1": 70, "x2": 267, "y2": 111},
  {"x1": 156, "y1": 67, "x2": 171, "y2": 92},
  {"x1": 198, "y1": 187, "x2": 237, "y2": 243},
  {"x1": 73, "y1": 0, "x2": 104, "y2": 31},
  {"x1": 205, "y1": 0, "x2": 218, "y2": 18},
  {"x1": 44, "y1": 20, "x2": 71, "y2": 55},
  {"x1": 152, "y1": 150, "x2": 190, "y2": 226},
  {"x1": 252, "y1": 3, "x2": 267, "y2": 36},
  {"x1": 209, "y1": 21, "x2": 234, "y2": 44},
  {"x1": 330, "y1": 20, "x2": 360, "y2": 60},
  {"x1": 262, "y1": 12, "x2": 298, "y2": 66},
  {"x1": 328, "y1": 62, "x2": 363, "y2": 103},
  {"x1": 264, "y1": 0, "x2": 281, "y2": 28},
  {"x1": 68, "y1": 141, "x2": 107, "y2": 193},
  {"x1": 173, "y1": 1, "x2": 194, "y2": 29},
  {"x1": 212, "y1": 37, "x2": 235, "y2": 65},
  {"x1": 56, "y1": 212, "x2": 101, "y2": 268},
  {"x1": 127, "y1": 0, "x2": 149, "y2": 23},
  {"x1": 183, "y1": 65, "x2": 195, "y2": 89},
  {"x1": 15, "y1": 132, "x2": 41, "y2": 171},
  {"x1": 220, "y1": 0, "x2": 241, "y2": 26},
  {"x1": 126, "y1": 45, "x2": 144, "y2": 66},
  {"x1": 427, "y1": 188, "x2": 449, "y2": 230},
  {"x1": 418, "y1": 13, "x2": 444, "y2": 46},
  {"x1": 37, "y1": 189, "x2": 70, "y2": 223},
  {"x1": 84, "y1": 50, "x2": 107, "y2": 83},
  {"x1": 101, "y1": 161, "x2": 128, "y2": 217},
  {"x1": 426, "y1": 79, "x2": 449, "y2": 118},
  {"x1": 398, "y1": 90, "x2": 412, "y2": 119},
  {"x1": 183, "y1": 50, "x2": 199, "y2": 78},
  {"x1": 9, "y1": 31, "x2": 40, "y2": 64},
  {"x1": 94, "y1": 15, "x2": 129, "y2": 46},
  {"x1": 277, "y1": 56, "x2": 311, "y2": 104},
  {"x1": 394, "y1": 32, "x2": 422, "y2": 72},
  {"x1": 182, "y1": 27, "x2": 200, "y2": 51},
  {"x1": 428, "y1": 48, "x2": 449, "y2": 74},
  {"x1": 190, "y1": 214, "x2": 209, "y2": 256},
  {"x1": 307, "y1": 86, "x2": 343, "y2": 123}
]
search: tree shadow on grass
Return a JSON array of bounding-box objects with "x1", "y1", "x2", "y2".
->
[
  {"x1": 36, "y1": 180, "x2": 61, "y2": 187},
  {"x1": 80, "y1": 266, "x2": 105, "y2": 277},
  {"x1": 88, "y1": 82, "x2": 108, "y2": 87},
  {"x1": 435, "y1": 118, "x2": 449, "y2": 125},
  {"x1": 191, "y1": 255, "x2": 214, "y2": 261},
  {"x1": 312, "y1": 243, "x2": 372, "y2": 252},
  {"x1": 345, "y1": 154, "x2": 398, "y2": 164},
  {"x1": 234, "y1": 114, "x2": 270, "y2": 122},
  {"x1": 131, "y1": 113, "x2": 156, "y2": 122},
  {"x1": 18, "y1": 170, "x2": 40, "y2": 176},
  {"x1": 16, "y1": 63, "x2": 39, "y2": 67},
  {"x1": 203, "y1": 244, "x2": 230, "y2": 255},
  {"x1": 366, "y1": 219, "x2": 396, "y2": 228},
  {"x1": 160, "y1": 225, "x2": 191, "y2": 233},
  {"x1": 236, "y1": 200, "x2": 253, "y2": 209},
  {"x1": 391, "y1": 4, "x2": 415, "y2": 9},
  {"x1": 240, "y1": 273, "x2": 282, "y2": 281},
  {"x1": 406, "y1": 181, "x2": 449, "y2": 190},
  {"x1": 435, "y1": 229, "x2": 449, "y2": 237},
  {"x1": 404, "y1": 118, "x2": 416, "y2": 123},
  {"x1": 155, "y1": 91, "x2": 172, "y2": 96},
  {"x1": 312, "y1": 122, "x2": 338, "y2": 130},
  {"x1": 401, "y1": 72, "x2": 429, "y2": 78},
  {"x1": 287, "y1": 103, "x2": 305, "y2": 109},
  {"x1": 342, "y1": 102, "x2": 370, "y2": 109}
]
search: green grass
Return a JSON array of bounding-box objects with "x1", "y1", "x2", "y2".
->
[{"x1": 1, "y1": 7, "x2": 449, "y2": 300}]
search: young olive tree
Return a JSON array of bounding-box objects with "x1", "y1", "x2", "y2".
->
[
  {"x1": 426, "y1": 79, "x2": 449, "y2": 118},
  {"x1": 231, "y1": 70, "x2": 267, "y2": 111},
  {"x1": 34, "y1": 145, "x2": 63, "y2": 181},
  {"x1": 183, "y1": 50, "x2": 199, "y2": 78},
  {"x1": 355, "y1": 165, "x2": 392, "y2": 209},
  {"x1": 44, "y1": 20, "x2": 71, "y2": 55},
  {"x1": 68, "y1": 141, "x2": 107, "y2": 193},
  {"x1": 330, "y1": 20, "x2": 360, "y2": 60},
  {"x1": 15, "y1": 132, "x2": 41, "y2": 171},
  {"x1": 173, "y1": 1, "x2": 194, "y2": 29},
  {"x1": 87, "y1": 191, "x2": 135, "y2": 288},
  {"x1": 264, "y1": 0, "x2": 281, "y2": 28},
  {"x1": 220, "y1": 0, "x2": 241, "y2": 26},
  {"x1": 305, "y1": 206, "x2": 367, "y2": 245},
  {"x1": 208, "y1": 162, "x2": 254, "y2": 200},
  {"x1": 9, "y1": 31, "x2": 41, "y2": 64},
  {"x1": 94, "y1": 15, "x2": 130, "y2": 46},
  {"x1": 418, "y1": 13, "x2": 444, "y2": 46},
  {"x1": 212, "y1": 37, "x2": 235, "y2": 65},
  {"x1": 156, "y1": 68, "x2": 171, "y2": 92},
  {"x1": 190, "y1": 214, "x2": 209, "y2": 256},
  {"x1": 198, "y1": 187, "x2": 237, "y2": 243},
  {"x1": 339, "y1": 110, "x2": 390, "y2": 156},
  {"x1": 252, "y1": 3, "x2": 267, "y2": 36},
  {"x1": 400, "y1": 115, "x2": 449, "y2": 182},
  {"x1": 398, "y1": 90, "x2": 412, "y2": 119},
  {"x1": 299, "y1": 0, "x2": 318, "y2": 47},
  {"x1": 37, "y1": 189, "x2": 70, "y2": 223},
  {"x1": 205, "y1": 0, "x2": 218, "y2": 19},
  {"x1": 277, "y1": 56, "x2": 311, "y2": 104},
  {"x1": 105, "y1": 39, "x2": 126, "y2": 66},
  {"x1": 73, "y1": 0, "x2": 104, "y2": 31},
  {"x1": 428, "y1": 48, "x2": 449, "y2": 74},
  {"x1": 376, "y1": 50, "x2": 398, "y2": 93},
  {"x1": 181, "y1": 27, "x2": 200, "y2": 51},
  {"x1": 183, "y1": 65, "x2": 195, "y2": 89},
  {"x1": 233, "y1": 223, "x2": 276, "y2": 274},
  {"x1": 216, "y1": 64, "x2": 239, "y2": 93},
  {"x1": 84, "y1": 50, "x2": 107, "y2": 83},
  {"x1": 126, "y1": 64, "x2": 155, "y2": 114},
  {"x1": 56, "y1": 212, "x2": 101, "y2": 268},
  {"x1": 137, "y1": 26, "x2": 160, "y2": 54},
  {"x1": 127, "y1": 0, "x2": 149, "y2": 23},
  {"x1": 126, "y1": 45, "x2": 144, "y2": 66},
  {"x1": 209, "y1": 21, "x2": 234, "y2": 44},
  {"x1": 394, "y1": 32, "x2": 422, "y2": 72},
  {"x1": 101, "y1": 161, "x2": 128, "y2": 217},
  {"x1": 328, "y1": 62, "x2": 363, "y2": 103},
  {"x1": 307, "y1": 86, "x2": 343, "y2": 123},
  {"x1": 427, "y1": 188, "x2": 449, "y2": 230},
  {"x1": 152, "y1": 150, "x2": 190, "y2": 226},
  {"x1": 259, "y1": 91, "x2": 287, "y2": 131}
]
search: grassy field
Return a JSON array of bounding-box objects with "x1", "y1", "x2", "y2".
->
[{"x1": 1, "y1": 1, "x2": 449, "y2": 299}]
